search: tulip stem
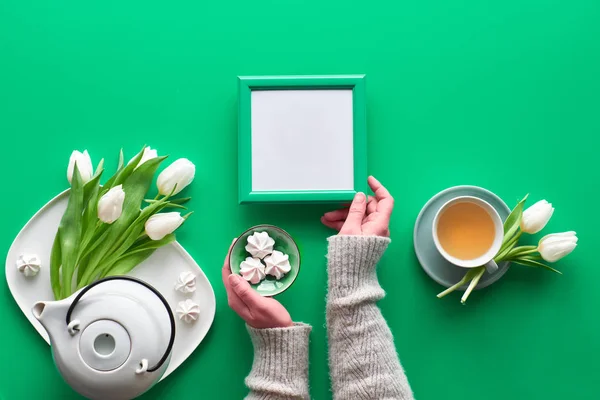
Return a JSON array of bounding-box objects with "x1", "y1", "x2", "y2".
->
[
  {"x1": 437, "y1": 267, "x2": 483, "y2": 299},
  {"x1": 500, "y1": 231, "x2": 522, "y2": 254},
  {"x1": 461, "y1": 267, "x2": 485, "y2": 304},
  {"x1": 504, "y1": 246, "x2": 538, "y2": 259}
]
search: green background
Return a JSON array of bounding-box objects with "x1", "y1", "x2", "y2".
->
[{"x1": 1, "y1": 0, "x2": 598, "y2": 399}]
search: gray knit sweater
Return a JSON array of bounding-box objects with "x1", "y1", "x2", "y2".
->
[{"x1": 245, "y1": 236, "x2": 414, "y2": 399}]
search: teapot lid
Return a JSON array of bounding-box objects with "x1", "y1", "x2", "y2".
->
[{"x1": 66, "y1": 276, "x2": 175, "y2": 374}]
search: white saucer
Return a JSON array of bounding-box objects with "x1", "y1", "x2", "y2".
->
[
  {"x1": 5, "y1": 190, "x2": 216, "y2": 380},
  {"x1": 414, "y1": 185, "x2": 511, "y2": 289}
]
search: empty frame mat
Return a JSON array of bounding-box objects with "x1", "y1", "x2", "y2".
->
[
  {"x1": 252, "y1": 89, "x2": 353, "y2": 191},
  {"x1": 238, "y1": 75, "x2": 367, "y2": 203}
]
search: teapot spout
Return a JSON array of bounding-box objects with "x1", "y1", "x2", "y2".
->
[
  {"x1": 32, "y1": 301, "x2": 48, "y2": 320},
  {"x1": 32, "y1": 300, "x2": 69, "y2": 334}
]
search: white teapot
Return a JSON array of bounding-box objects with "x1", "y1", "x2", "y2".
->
[{"x1": 32, "y1": 276, "x2": 175, "y2": 400}]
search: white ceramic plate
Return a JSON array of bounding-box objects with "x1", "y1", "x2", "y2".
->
[{"x1": 5, "y1": 190, "x2": 216, "y2": 380}]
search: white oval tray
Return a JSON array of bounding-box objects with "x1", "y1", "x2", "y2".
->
[{"x1": 5, "y1": 190, "x2": 216, "y2": 380}]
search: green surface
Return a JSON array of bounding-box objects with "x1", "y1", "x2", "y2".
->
[
  {"x1": 0, "y1": 1, "x2": 599, "y2": 399},
  {"x1": 238, "y1": 75, "x2": 367, "y2": 204}
]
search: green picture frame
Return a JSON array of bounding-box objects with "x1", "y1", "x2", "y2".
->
[{"x1": 238, "y1": 75, "x2": 367, "y2": 204}]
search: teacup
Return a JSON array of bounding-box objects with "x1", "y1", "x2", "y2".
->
[{"x1": 432, "y1": 196, "x2": 503, "y2": 273}]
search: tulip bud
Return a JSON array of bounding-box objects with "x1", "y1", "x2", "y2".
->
[
  {"x1": 97, "y1": 185, "x2": 125, "y2": 224},
  {"x1": 129, "y1": 147, "x2": 158, "y2": 169},
  {"x1": 538, "y1": 231, "x2": 578, "y2": 262},
  {"x1": 157, "y1": 158, "x2": 196, "y2": 195},
  {"x1": 521, "y1": 200, "x2": 554, "y2": 234},
  {"x1": 67, "y1": 150, "x2": 94, "y2": 184},
  {"x1": 145, "y1": 212, "x2": 184, "y2": 240}
]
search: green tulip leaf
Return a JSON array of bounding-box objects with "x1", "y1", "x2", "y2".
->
[
  {"x1": 125, "y1": 234, "x2": 176, "y2": 256},
  {"x1": 82, "y1": 168, "x2": 103, "y2": 207},
  {"x1": 169, "y1": 197, "x2": 191, "y2": 205},
  {"x1": 510, "y1": 258, "x2": 562, "y2": 274},
  {"x1": 502, "y1": 194, "x2": 529, "y2": 243},
  {"x1": 50, "y1": 232, "x2": 62, "y2": 299},
  {"x1": 144, "y1": 199, "x2": 188, "y2": 210},
  {"x1": 94, "y1": 158, "x2": 105, "y2": 177},
  {"x1": 102, "y1": 248, "x2": 157, "y2": 277},
  {"x1": 100, "y1": 234, "x2": 176, "y2": 279},
  {"x1": 102, "y1": 146, "x2": 145, "y2": 192},
  {"x1": 57, "y1": 165, "x2": 85, "y2": 298},
  {"x1": 117, "y1": 149, "x2": 124, "y2": 170}
]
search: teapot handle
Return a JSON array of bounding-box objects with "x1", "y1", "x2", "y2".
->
[{"x1": 65, "y1": 276, "x2": 176, "y2": 373}]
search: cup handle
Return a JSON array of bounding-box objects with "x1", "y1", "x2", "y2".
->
[{"x1": 484, "y1": 259, "x2": 499, "y2": 274}]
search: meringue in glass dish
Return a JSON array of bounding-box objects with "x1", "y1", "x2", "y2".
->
[
  {"x1": 264, "y1": 250, "x2": 291, "y2": 280},
  {"x1": 239, "y1": 257, "x2": 266, "y2": 284},
  {"x1": 229, "y1": 225, "x2": 300, "y2": 297},
  {"x1": 245, "y1": 231, "x2": 275, "y2": 259}
]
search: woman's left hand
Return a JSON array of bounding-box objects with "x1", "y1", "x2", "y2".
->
[
  {"x1": 321, "y1": 176, "x2": 394, "y2": 237},
  {"x1": 222, "y1": 243, "x2": 293, "y2": 329}
]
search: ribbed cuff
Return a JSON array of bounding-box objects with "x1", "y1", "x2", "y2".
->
[
  {"x1": 327, "y1": 235, "x2": 390, "y2": 298},
  {"x1": 245, "y1": 323, "x2": 312, "y2": 399}
]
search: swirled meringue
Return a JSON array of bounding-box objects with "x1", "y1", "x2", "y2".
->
[
  {"x1": 174, "y1": 271, "x2": 197, "y2": 293},
  {"x1": 176, "y1": 299, "x2": 200, "y2": 323},
  {"x1": 264, "y1": 250, "x2": 291, "y2": 280},
  {"x1": 16, "y1": 254, "x2": 41, "y2": 277},
  {"x1": 240, "y1": 257, "x2": 266, "y2": 284},
  {"x1": 245, "y1": 232, "x2": 275, "y2": 259}
]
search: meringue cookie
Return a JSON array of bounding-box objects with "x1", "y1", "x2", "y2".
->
[
  {"x1": 176, "y1": 299, "x2": 200, "y2": 323},
  {"x1": 174, "y1": 271, "x2": 197, "y2": 294},
  {"x1": 16, "y1": 254, "x2": 41, "y2": 277},
  {"x1": 240, "y1": 257, "x2": 266, "y2": 284},
  {"x1": 264, "y1": 250, "x2": 291, "y2": 280},
  {"x1": 245, "y1": 232, "x2": 275, "y2": 259}
]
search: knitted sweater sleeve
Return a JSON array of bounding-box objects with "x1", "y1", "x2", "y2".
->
[
  {"x1": 326, "y1": 235, "x2": 414, "y2": 400},
  {"x1": 244, "y1": 323, "x2": 312, "y2": 399}
]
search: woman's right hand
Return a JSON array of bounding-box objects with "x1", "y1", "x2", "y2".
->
[
  {"x1": 321, "y1": 176, "x2": 394, "y2": 237},
  {"x1": 222, "y1": 243, "x2": 292, "y2": 329}
]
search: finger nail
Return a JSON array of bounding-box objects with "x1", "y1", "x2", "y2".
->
[
  {"x1": 228, "y1": 274, "x2": 241, "y2": 287},
  {"x1": 355, "y1": 192, "x2": 366, "y2": 203}
]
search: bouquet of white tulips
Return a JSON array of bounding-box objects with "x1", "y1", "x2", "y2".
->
[
  {"x1": 438, "y1": 195, "x2": 578, "y2": 304},
  {"x1": 51, "y1": 147, "x2": 195, "y2": 300}
]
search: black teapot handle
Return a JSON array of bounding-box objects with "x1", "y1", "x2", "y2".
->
[{"x1": 65, "y1": 276, "x2": 176, "y2": 373}]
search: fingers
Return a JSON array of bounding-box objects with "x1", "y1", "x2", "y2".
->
[
  {"x1": 226, "y1": 288, "x2": 252, "y2": 320},
  {"x1": 222, "y1": 239, "x2": 237, "y2": 291},
  {"x1": 322, "y1": 208, "x2": 349, "y2": 221},
  {"x1": 367, "y1": 195, "x2": 378, "y2": 215},
  {"x1": 340, "y1": 192, "x2": 367, "y2": 235},
  {"x1": 321, "y1": 217, "x2": 344, "y2": 231},
  {"x1": 229, "y1": 274, "x2": 263, "y2": 309},
  {"x1": 368, "y1": 176, "x2": 394, "y2": 217}
]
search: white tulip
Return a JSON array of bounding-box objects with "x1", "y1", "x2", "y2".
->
[
  {"x1": 67, "y1": 150, "x2": 94, "y2": 184},
  {"x1": 129, "y1": 147, "x2": 158, "y2": 169},
  {"x1": 157, "y1": 158, "x2": 196, "y2": 195},
  {"x1": 145, "y1": 212, "x2": 184, "y2": 240},
  {"x1": 521, "y1": 200, "x2": 555, "y2": 234},
  {"x1": 97, "y1": 185, "x2": 125, "y2": 224},
  {"x1": 538, "y1": 231, "x2": 578, "y2": 262}
]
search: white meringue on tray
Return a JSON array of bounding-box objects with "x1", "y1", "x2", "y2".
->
[
  {"x1": 240, "y1": 257, "x2": 266, "y2": 284},
  {"x1": 264, "y1": 250, "x2": 291, "y2": 280},
  {"x1": 174, "y1": 271, "x2": 197, "y2": 294},
  {"x1": 176, "y1": 299, "x2": 200, "y2": 323},
  {"x1": 245, "y1": 231, "x2": 275, "y2": 259},
  {"x1": 16, "y1": 254, "x2": 41, "y2": 277}
]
